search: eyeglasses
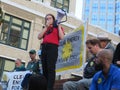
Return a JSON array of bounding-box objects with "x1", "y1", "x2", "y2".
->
[{"x1": 45, "y1": 16, "x2": 53, "y2": 20}]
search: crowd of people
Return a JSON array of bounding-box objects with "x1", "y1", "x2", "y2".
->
[
  {"x1": 13, "y1": 49, "x2": 46, "y2": 90},
  {"x1": 63, "y1": 34, "x2": 120, "y2": 90},
  {"x1": 63, "y1": 39, "x2": 102, "y2": 90},
  {"x1": 21, "y1": 35, "x2": 120, "y2": 90},
  {"x1": 1, "y1": 13, "x2": 120, "y2": 90}
]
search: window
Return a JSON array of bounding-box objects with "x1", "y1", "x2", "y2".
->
[
  {"x1": 115, "y1": 14, "x2": 120, "y2": 25},
  {"x1": 115, "y1": 26, "x2": 120, "y2": 35},
  {"x1": 0, "y1": 57, "x2": 25, "y2": 80},
  {"x1": 0, "y1": 57, "x2": 15, "y2": 80},
  {"x1": 99, "y1": 14, "x2": 106, "y2": 25},
  {"x1": 108, "y1": 3, "x2": 114, "y2": 13},
  {"x1": 86, "y1": 0, "x2": 90, "y2": 4},
  {"x1": 0, "y1": 14, "x2": 31, "y2": 50},
  {"x1": 51, "y1": 0, "x2": 69, "y2": 12},
  {"x1": 100, "y1": 0, "x2": 106, "y2": 3},
  {"x1": 85, "y1": 9, "x2": 89, "y2": 18},
  {"x1": 108, "y1": 0, "x2": 114, "y2": 2},
  {"x1": 91, "y1": 15, "x2": 98, "y2": 25},
  {"x1": 116, "y1": 2, "x2": 120, "y2": 12},
  {"x1": 93, "y1": 0, "x2": 98, "y2": 3},
  {"x1": 92, "y1": 3, "x2": 98, "y2": 12},
  {"x1": 107, "y1": 15, "x2": 114, "y2": 25},
  {"x1": 100, "y1": 4, "x2": 106, "y2": 13}
]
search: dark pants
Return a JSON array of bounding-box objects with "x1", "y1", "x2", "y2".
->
[
  {"x1": 21, "y1": 73, "x2": 32, "y2": 89},
  {"x1": 28, "y1": 74, "x2": 47, "y2": 90},
  {"x1": 41, "y1": 43, "x2": 58, "y2": 90}
]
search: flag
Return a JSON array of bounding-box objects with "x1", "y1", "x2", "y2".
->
[{"x1": 56, "y1": 25, "x2": 85, "y2": 74}]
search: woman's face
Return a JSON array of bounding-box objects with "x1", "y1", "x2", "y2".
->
[
  {"x1": 45, "y1": 15, "x2": 54, "y2": 25},
  {"x1": 87, "y1": 44, "x2": 97, "y2": 55}
]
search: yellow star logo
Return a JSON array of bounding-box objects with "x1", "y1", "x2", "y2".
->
[
  {"x1": 97, "y1": 78, "x2": 102, "y2": 84},
  {"x1": 62, "y1": 41, "x2": 72, "y2": 61}
]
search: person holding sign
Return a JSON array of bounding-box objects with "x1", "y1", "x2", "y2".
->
[
  {"x1": 14, "y1": 58, "x2": 26, "y2": 71},
  {"x1": 21, "y1": 49, "x2": 40, "y2": 90},
  {"x1": 112, "y1": 43, "x2": 120, "y2": 67}
]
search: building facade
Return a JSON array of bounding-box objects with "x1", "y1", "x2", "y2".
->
[
  {"x1": 0, "y1": 0, "x2": 81, "y2": 79},
  {"x1": 0, "y1": 0, "x2": 119, "y2": 80},
  {"x1": 82, "y1": 0, "x2": 120, "y2": 35}
]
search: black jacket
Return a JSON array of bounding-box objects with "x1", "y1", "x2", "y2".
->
[
  {"x1": 112, "y1": 43, "x2": 120, "y2": 67},
  {"x1": 83, "y1": 56, "x2": 101, "y2": 78}
]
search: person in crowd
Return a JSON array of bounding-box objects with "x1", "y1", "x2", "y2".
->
[
  {"x1": 26, "y1": 49, "x2": 47, "y2": 90},
  {"x1": 26, "y1": 49, "x2": 40, "y2": 74},
  {"x1": 38, "y1": 13, "x2": 64, "y2": 90},
  {"x1": 28, "y1": 74, "x2": 47, "y2": 90},
  {"x1": 14, "y1": 58, "x2": 26, "y2": 71},
  {"x1": 97, "y1": 33, "x2": 115, "y2": 51},
  {"x1": 112, "y1": 42, "x2": 120, "y2": 67},
  {"x1": 90, "y1": 49, "x2": 120, "y2": 90},
  {"x1": 0, "y1": 83, "x2": 2, "y2": 90},
  {"x1": 63, "y1": 39, "x2": 102, "y2": 90},
  {"x1": 38, "y1": 49, "x2": 42, "y2": 59},
  {"x1": 38, "y1": 49, "x2": 43, "y2": 74},
  {"x1": 21, "y1": 49, "x2": 40, "y2": 90}
]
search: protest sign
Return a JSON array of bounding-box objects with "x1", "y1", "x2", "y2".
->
[
  {"x1": 1, "y1": 71, "x2": 30, "y2": 90},
  {"x1": 56, "y1": 25, "x2": 85, "y2": 74}
]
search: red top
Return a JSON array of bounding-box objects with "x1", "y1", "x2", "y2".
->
[{"x1": 42, "y1": 26, "x2": 64, "y2": 45}]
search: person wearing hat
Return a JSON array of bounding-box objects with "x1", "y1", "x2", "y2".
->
[
  {"x1": 21, "y1": 49, "x2": 40, "y2": 90},
  {"x1": 26, "y1": 49, "x2": 47, "y2": 90},
  {"x1": 26, "y1": 49, "x2": 40, "y2": 74},
  {"x1": 97, "y1": 33, "x2": 115, "y2": 52}
]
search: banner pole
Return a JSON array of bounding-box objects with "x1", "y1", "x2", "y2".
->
[{"x1": 83, "y1": 18, "x2": 88, "y2": 68}]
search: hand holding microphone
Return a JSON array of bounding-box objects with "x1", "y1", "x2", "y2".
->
[{"x1": 46, "y1": 20, "x2": 50, "y2": 27}]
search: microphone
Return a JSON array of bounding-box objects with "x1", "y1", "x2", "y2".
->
[
  {"x1": 53, "y1": 8, "x2": 67, "y2": 27},
  {"x1": 56, "y1": 9, "x2": 66, "y2": 24}
]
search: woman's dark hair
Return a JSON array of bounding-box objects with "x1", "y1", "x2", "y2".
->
[
  {"x1": 86, "y1": 39, "x2": 101, "y2": 48},
  {"x1": 45, "y1": 14, "x2": 55, "y2": 25}
]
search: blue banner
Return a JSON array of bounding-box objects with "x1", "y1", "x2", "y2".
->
[{"x1": 56, "y1": 26, "x2": 84, "y2": 73}]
